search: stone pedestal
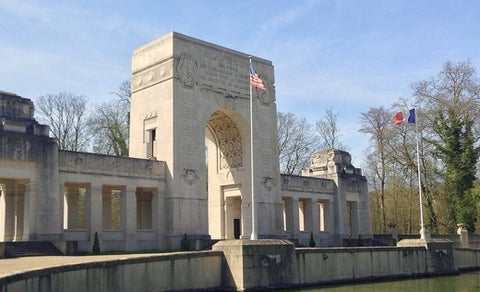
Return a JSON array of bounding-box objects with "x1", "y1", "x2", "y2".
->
[
  {"x1": 212, "y1": 239, "x2": 296, "y2": 291},
  {"x1": 457, "y1": 224, "x2": 469, "y2": 248},
  {"x1": 397, "y1": 238, "x2": 455, "y2": 275}
]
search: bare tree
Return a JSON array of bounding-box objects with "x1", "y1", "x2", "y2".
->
[
  {"x1": 316, "y1": 108, "x2": 346, "y2": 150},
  {"x1": 359, "y1": 106, "x2": 394, "y2": 232},
  {"x1": 277, "y1": 112, "x2": 319, "y2": 175},
  {"x1": 35, "y1": 92, "x2": 89, "y2": 151},
  {"x1": 89, "y1": 81, "x2": 130, "y2": 156},
  {"x1": 111, "y1": 80, "x2": 131, "y2": 106}
]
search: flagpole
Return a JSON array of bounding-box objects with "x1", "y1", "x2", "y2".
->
[
  {"x1": 413, "y1": 106, "x2": 426, "y2": 239},
  {"x1": 249, "y1": 57, "x2": 258, "y2": 240}
]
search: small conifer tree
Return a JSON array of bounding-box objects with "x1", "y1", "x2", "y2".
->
[
  {"x1": 309, "y1": 232, "x2": 316, "y2": 247},
  {"x1": 92, "y1": 231, "x2": 101, "y2": 254},
  {"x1": 181, "y1": 233, "x2": 190, "y2": 251}
]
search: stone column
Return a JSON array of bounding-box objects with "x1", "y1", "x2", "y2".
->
[
  {"x1": 325, "y1": 200, "x2": 334, "y2": 233},
  {"x1": 0, "y1": 184, "x2": 6, "y2": 241},
  {"x1": 239, "y1": 198, "x2": 247, "y2": 239},
  {"x1": 13, "y1": 182, "x2": 24, "y2": 241},
  {"x1": 291, "y1": 198, "x2": 299, "y2": 239},
  {"x1": 60, "y1": 182, "x2": 67, "y2": 230},
  {"x1": 125, "y1": 186, "x2": 137, "y2": 251},
  {"x1": 283, "y1": 198, "x2": 294, "y2": 233},
  {"x1": 26, "y1": 180, "x2": 38, "y2": 240},
  {"x1": 303, "y1": 199, "x2": 313, "y2": 232},
  {"x1": 310, "y1": 200, "x2": 319, "y2": 233},
  {"x1": 348, "y1": 201, "x2": 359, "y2": 238},
  {"x1": 22, "y1": 181, "x2": 32, "y2": 240},
  {"x1": 90, "y1": 184, "x2": 103, "y2": 248},
  {"x1": 102, "y1": 188, "x2": 111, "y2": 229},
  {"x1": 154, "y1": 188, "x2": 166, "y2": 249},
  {"x1": 333, "y1": 181, "x2": 348, "y2": 246},
  {"x1": 3, "y1": 184, "x2": 14, "y2": 241},
  {"x1": 65, "y1": 184, "x2": 79, "y2": 229}
]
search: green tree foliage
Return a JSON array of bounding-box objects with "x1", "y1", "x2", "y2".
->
[
  {"x1": 361, "y1": 60, "x2": 480, "y2": 234},
  {"x1": 431, "y1": 110, "x2": 479, "y2": 232},
  {"x1": 414, "y1": 60, "x2": 480, "y2": 233}
]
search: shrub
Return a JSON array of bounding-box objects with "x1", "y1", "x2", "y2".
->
[
  {"x1": 92, "y1": 232, "x2": 101, "y2": 254},
  {"x1": 181, "y1": 233, "x2": 190, "y2": 251},
  {"x1": 309, "y1": 232, "x2": 316, "y2": 247}
]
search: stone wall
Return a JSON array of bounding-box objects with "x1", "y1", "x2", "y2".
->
[
  {"x1": 454, "y1": 248, "x2": 480, "y2": 271},
  {"x1": 295, "y1": 247, "x2": 427, "y2": 285},
  {"x1": 0, "y1": 251, "x2": 223, "y2": 292},
  {"x1": 1, "y1": 244, "x2": 479, "y2": 291}
]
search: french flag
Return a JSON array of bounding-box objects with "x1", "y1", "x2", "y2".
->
[{"x1": 395, "y1": 108, "x2": 415, "y2": 125}]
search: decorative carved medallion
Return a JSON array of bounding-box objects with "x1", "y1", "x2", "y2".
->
[
  {"x1": 145, "y1": 162, "x2": 153, "y2": 173},
  {"x1": 75, "y1": 156, "x2": 84, "y2": 166},
  {"x1": 182, "y1": 168, "x2": 199, "y2": 185},
  {"x1": 262, "y1": 176, "x2": 274, "y2": 191},
  {"x1": 178, "y1": 53, "x2": 198, "y2": 88}
]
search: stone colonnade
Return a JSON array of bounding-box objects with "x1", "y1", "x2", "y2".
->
[{"x1": 58, "y1": 151, "x2": 166, "y2": 252}]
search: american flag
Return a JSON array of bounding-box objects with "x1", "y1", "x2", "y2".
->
[{"x1": 250, "y1": 62, "x2": 266, "y2": 91}]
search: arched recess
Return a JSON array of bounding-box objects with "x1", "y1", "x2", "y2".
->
[{"x1": 205, "y1": 110, "x2": 248, "y2": 240}]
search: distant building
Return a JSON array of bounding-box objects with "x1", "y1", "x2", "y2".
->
[{"x1": 0, "y1": 32, "x2": 371, "y2": 252}]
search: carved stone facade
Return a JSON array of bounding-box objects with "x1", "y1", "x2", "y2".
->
[{"x1": 0, "y1": 32, "x2": 371, "y2": 252}]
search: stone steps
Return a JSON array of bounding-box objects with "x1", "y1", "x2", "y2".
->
[{"x1": 5, "y1": 241, "x2": 63, "y2": 258}]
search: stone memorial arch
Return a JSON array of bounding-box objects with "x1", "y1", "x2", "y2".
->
[
  {"x1": 129, "y1": 32, "x2": 284, "y2": 246},
  {"x1": 1, "y1": 32, "x2": 371, "y2": 253}
]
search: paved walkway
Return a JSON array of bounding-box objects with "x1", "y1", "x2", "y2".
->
[{"x1": 0, "y1": 254, "x2": 163, "y2": 278}]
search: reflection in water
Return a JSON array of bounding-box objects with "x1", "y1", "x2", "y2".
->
[{"x1": 285, "y1": 271, "x2": 480, "y2": 292}]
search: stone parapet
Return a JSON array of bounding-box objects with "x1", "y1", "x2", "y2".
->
[
  {"x1": 1, "y1": 245, "x2": 479, "y2": 291},
  {"x1": 280, "y1": 174, "x2": 334, "y2": 194},
  {"x1": 58, "y1": 151, "x2": 166, "y2": 180}
]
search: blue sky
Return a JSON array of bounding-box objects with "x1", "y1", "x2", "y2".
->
[{"x1": 1, "y1": 0, "x2": 479, "y2": 166}]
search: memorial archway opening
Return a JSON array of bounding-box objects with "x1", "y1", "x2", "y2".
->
[{"x1": 205, "y1": 110, "x2": 248, "y2": 240}]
